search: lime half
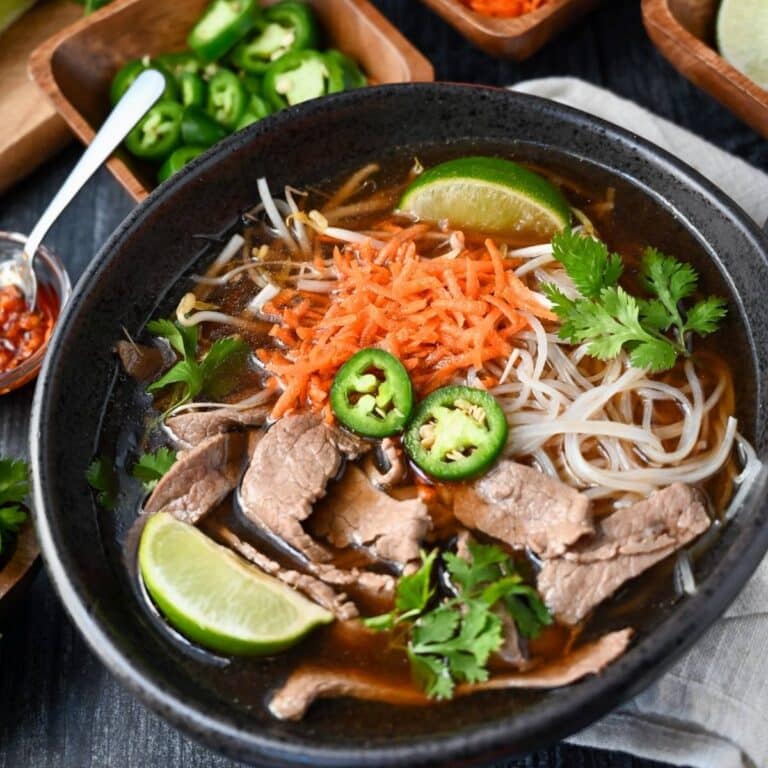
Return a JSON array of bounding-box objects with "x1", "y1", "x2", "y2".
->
[
  {"x1": 139, "y1": 513, "x2": 332, "y2": 655},
  {"x1": 717, "y1": 0, "x2": 768, "y2": 89},
  {"x1": 399, "y1": 156, "x2": 570, "y2": 239}
]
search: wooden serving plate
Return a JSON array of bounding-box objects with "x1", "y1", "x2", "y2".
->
[
  {"x1": 29, "y1": 0, "x2": 434, "y2": 202},
  {"x1": 642, "y1": 0, "x2": 768, "y2": 139},
  {"x1": 0, "y1": 0, "x2": 82, "y2": 195},
  {"x1": 0, "y1": 521, "x2": 39, "y2": 618},
  {"x1": 419, "y1": 0, "x2": 601, "y2": 60}
]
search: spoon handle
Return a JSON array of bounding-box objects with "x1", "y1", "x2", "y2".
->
[{"x1": 23, "y1": 69, "x2": 166, "y2": 260}]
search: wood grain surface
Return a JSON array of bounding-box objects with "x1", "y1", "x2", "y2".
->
[
  {"x1": 0, "y1": 0, "x2": 766, "y2": 766},
  {"x1": 0, "y1": 0, "x2": 81, "y2": 194}
]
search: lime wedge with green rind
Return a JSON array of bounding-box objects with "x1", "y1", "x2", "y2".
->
[
  {"x1": 139, "y1": 513, "x2": 332, "y2": 655},
  {"x1": 716, "y1": 0, "x2": 768, "y2": 89},
  {"x1": 398, "y1": 156, "x2": 571, "y2": 239}
]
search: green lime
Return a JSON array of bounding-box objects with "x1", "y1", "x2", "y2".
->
[
  {"x1": 717, "y1": 0, "x2": 768, "y2": 89},
  {"x1": 139, "y1": 513, "x2": 332, "y2": 655},
  {"x1": 398, "y1": 156, "x2": 570, "y2": 239}
]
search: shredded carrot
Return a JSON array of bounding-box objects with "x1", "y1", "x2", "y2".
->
[
  {"x1": 464, "y1": 0, "x2": 546, "y2": 17},
  {"x1": 258, "y1": 229, "x2": 556, "y2": 418}
]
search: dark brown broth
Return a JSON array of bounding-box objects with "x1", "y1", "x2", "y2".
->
[{"x1": 108, "y1": 152, "x2": 747, "y2": 716}]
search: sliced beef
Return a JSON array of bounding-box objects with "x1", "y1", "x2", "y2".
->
[
  {"x1": 115, "y1": 340, "x2": 171, "y2": 382},
  {"x1": 269, "y1": 628, "x2": 632, "y2": 720},
  {"x1": 239, "y1": 414, "x2": 369, "y2": 562},
  {"x1": 165, "y1": 405, "x2": 270, "y2": 448},
  {"x1": 212, "y1": 524, "x2": 358, "y2": 620},
  {"x1": 144, "y1": 432, "x2": 246, "y2": 523},
  {"x1": 364, "y1": 438, "x2": 407, "y2": 489},
  {"x1": 495, "y1": 609, "x2": 530, "y2": 669},
  {"x1": 452, "y1": 460, "x2": 594, "y2": 557},
  {"x1": 311, "y1": 465, "x2": 431, "y2": 568},
  {"x1": 538, "y1": 483, "x2": 710, "y2": 625}
]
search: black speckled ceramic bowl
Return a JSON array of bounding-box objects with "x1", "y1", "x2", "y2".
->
[{"x1": 30, "y1": 84, "x2": 768, "y2": 767}]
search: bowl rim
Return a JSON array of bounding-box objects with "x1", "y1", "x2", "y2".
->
[
  {"x1": 0, "y1": 231, "x2": 71, "y2": 392},
  {"x1": 30, "y1": 82, "x2": 768, "y2": 766}
]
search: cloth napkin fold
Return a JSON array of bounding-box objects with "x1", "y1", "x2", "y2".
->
[{"x1": 508, "y1": 77, "x2": 768, "y2": 768}]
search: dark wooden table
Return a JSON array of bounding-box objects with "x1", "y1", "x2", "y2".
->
[{"x1": 1, "y1": 0, "x2": 765, "y2": 766}]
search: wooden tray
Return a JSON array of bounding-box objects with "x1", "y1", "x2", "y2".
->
[
  {"x1": 419, "y1": 0, "x2": 601, "y2": 60},
  {"x1": 29, "y1": 0, "x2": 434, "y2": 202},
  {"x1": 642, "y1": 0, "x2": 768, "y2": 139},
  {"x1": 0, "y1": 0, "x2": 82, "y2": 195}
]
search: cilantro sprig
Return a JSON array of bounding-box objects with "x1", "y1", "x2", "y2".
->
[
  {"x1": 0, "y1": 457, "x2": 29, "y2": 557},
  {"x1": 131, "y1": 447, "x2": 177, "y2": 492},
  {"x1": 364, "y1": 542, "x2": 552, "y2": 699},
  {"x1": 544, "y1": 231, "x2": 727, "y2": 372},
  {"x1": 146, "y1": 319, "x2": 249, "y2": 410},
  {"x1": 86, "y1": 455, "x2": 118, "y2": 510}
]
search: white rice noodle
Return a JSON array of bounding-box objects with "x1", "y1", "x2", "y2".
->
[
  {"x1": 515, "y1": 254, "x2": 555, "y2": 277},
  {"x1": 257, "y1": 177, "x2": 299, "y2": 254},
  {"x1": 725, "y1": 433, "x2": 766, "y2": 521},
  {"x1": 673, "y1": 550, "x2": 697, "y2": 596},
  {"x1": 294, "y1": 279, "x2": 338, "y2": 293}
]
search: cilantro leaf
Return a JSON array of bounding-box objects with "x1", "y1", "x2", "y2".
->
[
  {"x1": 682, "y1": 297, "x2": 728, "y2": 336},
  {"x1": 548, "y1": 235, "x2": 727, "y2": 372},
  {"x1": 551, "y1": 229, "x2": 623, "y2": 299},
  {"x1": 200, "y1": 337, "x2": 251, "y2": 400},
  {"x1": 366, "y1": 542, "x2": 551, "y2": 699},
  {"x1": 86, "y1": 456, "x2": 118, "y2": 510},
  {"x1": 0, "y1": 457, "x2": 30, "y2": 557},
  {"x1": 0, "y1": 458, "x2": 29, "y2": 507},
  {"x1": 145, "y1": 319, "x2": 249, "y2": 410},
  {"x1": 132, "y1": 447, "x2": 177, "y2": 492}
]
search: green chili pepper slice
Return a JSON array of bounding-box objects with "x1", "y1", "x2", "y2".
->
[
  {"x1": 155, "y1": 52, "x2": 202, "y2": 79},
  {"x1": 330, "y1": 349, "x2": 413, "y2": 438},
  {"x1": 263, "y1": 1, "x2": 319, "y2": 50},
  {"x1": 262, "y1": 49, "x2": 329, "y2": 110},
  {"x1": 206, "y1": 68, "x2": 248, "y2": 128},
  {"x1": 124, "y1": 100, "x2": 183, "y2": 160},
  {"x1": 110, "y1": 59, "x2": 178, "y2": 105},
  {"x1": 181, "y1": 106, "x2": 229, "y2": 147},
  {"x1": 235, "y1": 94, "x2": 273, "y2": 130},
  {"x1": 324, "y1": 49, "x2": 367, "y2": 93},
  {"x1": 157, "y1": 146, "x2": 207, "y2": 184},
  {"x1": 403, "y1": 386, "x2": 508, "y2": 481},
  {"x1": 177, "y1": 72, "x2": 207, "y2": 108},
  {"x1": 230, "y1": 21, "x2": 297, "y2": 73},
  {"x1": 239, "y1": 73, "x2": 264, "y2": 94},
  {"x1": 187, "y1": 0, "x2": 257, "y2": 63}
]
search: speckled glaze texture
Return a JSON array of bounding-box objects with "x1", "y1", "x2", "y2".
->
[{"x1": 30, "y1": 84, "x2": 768, "y2": 767}]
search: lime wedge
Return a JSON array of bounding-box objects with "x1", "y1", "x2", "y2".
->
[
  {"x1": 399, "y1": 156, "x2": 571, "y2": 239},
  {"x1": 139, "y1": 513, "x2": 332, "y2": 655},
  {"x1": 717, "y1": 0, "x2": 768, "y2": 89}
]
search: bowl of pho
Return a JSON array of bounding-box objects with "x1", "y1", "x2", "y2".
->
[{"x1": 30, "y1": 83, "x2": 768, "y2": 766}]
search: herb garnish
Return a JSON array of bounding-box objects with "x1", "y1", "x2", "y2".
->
[
  {"x1": 364, "y1": 542, "x2": 552, "y2": 699},
  {"x1": 0, "y1": 457, "x2": 29, "y2": 556},
  {"x1": 544, "y1": 231, "x2": 727, "y2": 372},
  {"x1": 86, "y1": 456, "x2": 118, "y2": 510},
  {"x1": 132, "y1": 447, "x2": 177, "y2": 492},
  {"x1": 146, "y1": 319, "x2": 249, "y2": 409}
]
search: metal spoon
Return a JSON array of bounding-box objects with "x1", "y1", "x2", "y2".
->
[{"x1": 0, "y1": 69, "x2": 166, "y2": 308}]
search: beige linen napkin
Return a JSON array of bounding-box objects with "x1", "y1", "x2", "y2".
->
[{"x1": 510, "y1": 77, "x2": 768, "y2": 768}]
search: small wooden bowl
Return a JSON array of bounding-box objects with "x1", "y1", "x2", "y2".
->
[
  {"x1": 642, "y1": 0, "x2": 768, "y2": 139},
  {"x1": 0, "y1": 521, "x2": 40, "y2": 619},
  {"x1": 419, "y1": 0, "x2": 601, "y2": 60},
  {"x1": 29, "y1": 0, "x2": 434, "y2": 202}
]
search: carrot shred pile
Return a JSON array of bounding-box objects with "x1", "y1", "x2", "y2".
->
[
  {"x1": 464, "y1": 0, "x2": 547, "y2": 17},
  {"x1": 258, "y1": 231, "x2": 557, "y2": 419}
]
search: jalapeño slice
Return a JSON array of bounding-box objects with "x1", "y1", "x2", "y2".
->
[
  {"x1": 403, "y1": 386, "x2": 508, "y2": 481},
  {"x1": 330, "y1": 349, "x2": 413, "y2": 438}
]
